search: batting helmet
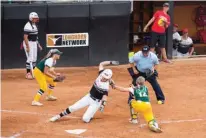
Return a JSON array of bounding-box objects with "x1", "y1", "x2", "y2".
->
[
  {"x1": 29, "y1": 12, "x2": 39, "y2": 21},
  {"x1": 101, "y1": 69, "x2": 113, "y2": 80}
]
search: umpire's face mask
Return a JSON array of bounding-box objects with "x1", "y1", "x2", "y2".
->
[{"x1": 143, "y1": 52, "x2": 149, "y2": 57}]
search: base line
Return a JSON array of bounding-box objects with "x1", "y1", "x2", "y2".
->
[
  {"x1": 0, "y1": 130, "x2": 27, "y2": 138},
  {"x1": 1, "y1": 109, "x2": 206, "y2": 127},
  {"x1": 1, "y1": 109, "x2": 80, "y2": 119},
  {"x1": 139, "y1": 118, "x2": 206, "y2": 128}
]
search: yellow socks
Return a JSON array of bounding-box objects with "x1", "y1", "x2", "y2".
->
[
  {"x1": 34, "y1": 93, "x2": 41, "y2": 102},
  {"x1": 48, "y1": 85, "x2": 55, "y2": 96},
  {"x1": 47, "y1": 89, "x2": 53, "y2": 96},
  {"x1": 33, "y1": 89, "x2": 44, "y2": 102}
]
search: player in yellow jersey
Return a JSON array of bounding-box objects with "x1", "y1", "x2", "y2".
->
[
  {"x1": 32, "y1": 49, "x2": 63, "y2": 106},
  {"x1": 114, "y1": 76, "x2": 162, "y2": 133}
]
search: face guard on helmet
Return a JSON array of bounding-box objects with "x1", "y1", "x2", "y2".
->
[{"x1": 29, "y1": 12, "x2": 39, "y2": 22}]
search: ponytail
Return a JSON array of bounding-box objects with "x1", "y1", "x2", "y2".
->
[{"x1": 40, "y1": 49, "x2": 54, "y2": 61}]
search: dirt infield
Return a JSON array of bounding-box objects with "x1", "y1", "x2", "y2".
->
[{"x1": 2, "y1": 59, "x2": 206, "y2": 138}]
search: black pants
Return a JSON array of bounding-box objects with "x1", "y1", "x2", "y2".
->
[
  {"x1": 151, "y1": 31, "x2": 166, "y2": 48},
  {"x1": 128, "y1": 71, "x2": 165, "y2": 103}
]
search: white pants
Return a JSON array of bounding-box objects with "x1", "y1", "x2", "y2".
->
[
  {"x1": 69, "y1": 94, "x2": 101, "y2": 123},
  {"x1": 23, "y1": 41, "x2": 38, "y2": 63},
  {"x1": 176, "y1": 51, "x2": 189, "y2": 58}
]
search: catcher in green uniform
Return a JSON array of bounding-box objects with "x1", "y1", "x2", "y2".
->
[{"x1": 114, "y1": 76, "x2": 162, "y2": 133}]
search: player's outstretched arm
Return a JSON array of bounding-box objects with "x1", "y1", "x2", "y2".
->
[
  {"x1": 114, "y1": 85, "x2": 131, "y2": 92},
  {"x1": 99, "y1": 61, "x2": 119, "y2": 71}
]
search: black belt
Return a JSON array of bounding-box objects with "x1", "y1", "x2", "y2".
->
[
  {"x1": 90, "y1": 95, "x2": 101, "y2": 102},
  {"x1": 136, "y1": 69, "x2": 147, "y2": 76},
  {"x1": 28, "y1": 40, "x2": 37, "y2": 42}
]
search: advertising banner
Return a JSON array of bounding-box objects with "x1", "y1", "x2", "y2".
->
[{"x1": 46, "y1": 33, "x2": 89, "y2": 47}]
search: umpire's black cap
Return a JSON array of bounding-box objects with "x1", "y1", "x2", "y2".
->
[{"x1": 142, "y1": 45, "x2": 150, "y2": 53}]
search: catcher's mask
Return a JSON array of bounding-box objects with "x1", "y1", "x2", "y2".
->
[
  {"x1": 29, "y1": 12, "x2": 39, "y2": 23},
  {"x1": 101, "y1": 69, "x2": 113, "y2": 82}
]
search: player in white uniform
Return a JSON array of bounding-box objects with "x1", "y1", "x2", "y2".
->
[
  {"x1": 172, "y1": 24, "x2": 181, "y2": 57},
  {"x1": 177, "y1": 28, "x2": 194, "y2": 58},
  {"x1": 23, "y1": 12, "x2": 42, "y2": 79},
  {"x1": 49, "y1": 60, "x2": 119, "y2": 123}
]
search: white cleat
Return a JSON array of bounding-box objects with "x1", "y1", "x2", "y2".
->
[
  {"x1": 46, "y1": 95, "x2": 57, "y2": 101},
  {"x1": 129, "y1": 118, "x2": 139, "y2": 124},
  {"x1": 149, "y1": 125, "x2": 162, "y2": 133},
  {"x1": 149, "y1": 120, "x2": 162, "y2": 133},
  {"x1": 49, "y1": 115, "x2": 61, "y2": 122},
  {"x1": 31, "y1": 101, "x2": 43, "y2": 106}
]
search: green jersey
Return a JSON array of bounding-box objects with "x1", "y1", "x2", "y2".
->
[
  {"x1": 36, "y1": 58, "x2": 56, "y2": 73},
  {"x1": 129, "y1": 86, "x2": 150, "y2": 102}
]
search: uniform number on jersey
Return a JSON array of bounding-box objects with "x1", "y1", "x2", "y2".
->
[{"x1": 139, "y1": 92, "x2": 147, "y2": 97}]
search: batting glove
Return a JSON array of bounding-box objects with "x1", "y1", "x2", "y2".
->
[{"x1": 110, "y1": 61, "x2": 119, "y2": 65}]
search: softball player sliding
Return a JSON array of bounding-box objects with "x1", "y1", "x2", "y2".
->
[
  {"x1": 23, "y1": 12, "x2": 42, "y2": 79},
  {"x1": 49, "y1": 60, "x2": 119, "y2": 123},
  {"x1": 114, "y1": 76, "x2": 162, "y2": 133},
  {"x1": 32, "y1": 49, "x2": 63, "y2": 106}
]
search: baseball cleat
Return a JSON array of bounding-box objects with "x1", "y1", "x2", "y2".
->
[
  {"x1": 149, "y1": 125, "x2": 162, "y2": 133},
  {"x1": 46, "y1": 95, "x2": 57, "y2": 101},
  {"x1": 157, "y1": 100, "x2": 164, "y2": 105},
  {"x1": 26, "y1": 73, "x2": 33, "y2": 80},
  {"x1": 129, "y1": 118, "x2": 139, "y2": 124},
  {"x1": 49, "y1": 115, "x2": 61, "y2": 122},
  {"x1": 148, "y1": 120, "x2": 162, "y2": 133},
  {"x1": 31, "y1": 101, "x2": 43, "y2": 106},
  {"x1": 162, "y1": 59, "x2": 172, "y2": 64}
]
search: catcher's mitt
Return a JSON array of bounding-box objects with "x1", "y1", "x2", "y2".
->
[{"x1": 54, "y1": 75, "x2": 66, "y2": 82}]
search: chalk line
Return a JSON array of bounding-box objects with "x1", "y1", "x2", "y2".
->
[
  {"x1": 0, "y1": 130, "x2": 27, "y2": 138},
  {"x1": 139, "y1": 118, "x2": 206, "y2": 128},
  {"x1": 1, "y1": 109, "x2": 206, "y2": 127},
  {"x1": 1, "y1": 109, "x2": 79, "y2": 119},
  {"x1": 9, "y1": 130, "x2": 27, "y2": 138}
]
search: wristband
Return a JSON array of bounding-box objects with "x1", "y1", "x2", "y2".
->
[{"x1": 102, "y1": 100, "x2": 107, "y2": 106}]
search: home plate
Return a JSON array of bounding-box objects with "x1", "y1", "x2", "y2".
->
[{"x1": 65, "y1": 129, "x2": 87, "y2": 135}]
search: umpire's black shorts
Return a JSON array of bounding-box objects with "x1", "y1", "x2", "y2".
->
[{"x1": 151, "y1": 31, "x2": 166, "y2": 48}]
